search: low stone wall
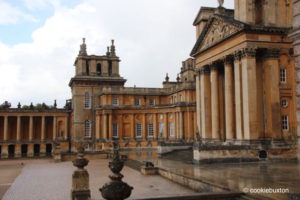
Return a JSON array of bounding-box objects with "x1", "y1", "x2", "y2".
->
[{"x1": 158, "y1": 141, "x2": 193, "y2": 154}]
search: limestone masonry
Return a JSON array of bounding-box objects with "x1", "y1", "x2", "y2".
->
[{"x1": 0, "y1": 0, "x2": 298, "y2": 163}]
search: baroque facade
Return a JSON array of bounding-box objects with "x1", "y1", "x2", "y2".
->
[{"x1": 0, "y1": 0, "x2": 298, "y2": 162}]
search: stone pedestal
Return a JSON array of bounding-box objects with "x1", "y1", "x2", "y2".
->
[
  {"x1": 15, "y1": 144, "x2": 21, "y2": 158},
  {"x1": 141, "y1": 166, "x2": 158, "y2": 175},
  {"x1": 27, "y1": 144, "x2": 34, "y2": 157},
  {"x1": 53, "y1": 143, "x2": 62, "y2": 162},
  {"x1": 71, "y1": 146, "x2": 90, "y2": 200},
  {"x1": 1, "y1": 144, "x2": 8, "y2": 159}
]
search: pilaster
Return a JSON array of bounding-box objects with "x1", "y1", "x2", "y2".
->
[
  {"x1": 164, "y1": 113, "x2": 168, "y2": 139},
  {"x1": 4, "y1": 116, "x2": 8, "y2": 141},
  {"x1": 53, "y1": 116, "x2": 57, "y2": 140},
  {"x1": 234, "y1": 51, "x2": 243, "y2": 140},
  {"x1": 95, "y1": 115, "x2": 100, "y2": 139},
  {"x1": 29, "y1": 116, "x2": 33, "y2": 141},
  {"x1": 103, "y1": 113, "x2": 107, "y2": 139},
  {"x1": 17, "y1": 116, "x2": 21, "y2": 141},
  {"x1": 41, "y1": 116, "x2": 45, "y2": 141}
]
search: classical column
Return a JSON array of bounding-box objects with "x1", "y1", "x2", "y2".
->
[
  {"x1": 3, "y1": 116, "x2": 8, "y2": 141},
  {"x1": 289, "y1": 0, "x2": 300, "y2": 137},
  {"x1": 241, "y1": 48, "x2": 258, "y2": 140},
  {"x1": 164, "y1": 113, "x2": 168, "y2": 139},
  {"x1": 108, "y1": 113, "x2": 112, "y2": 139},
  {"x1": 211, "y1": 63, "x2": 220, "y2": 140},
  {"x1": 200, "y1": 66, "x2": 212, "y2": 139},
  {"x1": 95, "y1": 115, "x2": 100, "y2": 139},
  {"x1": 102, "y1": 113, "x2": 107, "y2": 139},
  {"x1": 234, "y1": 51, "x2": 243, "y2": 140},
  {"x1": 64, "y1": 116, "x2": 68, "y2": 139},
  {"x1": 224, "y1": 56, "x2": 235, "y2": 140},
  {"x1": 195, "y1": 71, "x2": 201, "y2": 137},
  {"x1": 263, "y1": 49, "x2": 281, "y2": 139},
  {"x1": 17, "y1": 116, "x2": 21, "y2": 141},
  {"x1": 179, "y1": 111, "x2": 184, "y2": 139},
  {"x1": 29, "y1": 116, "x2": 33, "y2": 141},
  {"x1": 175, "y1": 112, "x2": 179, "y2": 139},
  {"x1": 53, "y1": 116, "x2": 57, "y2": 140},
  {"x1": 41, "y1": 116, "x2": 45, "y2": 141}
]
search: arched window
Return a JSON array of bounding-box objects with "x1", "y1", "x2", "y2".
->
[
  {"x1": 84, "y1": 120, "x2": 91, "y2": 137},
  {"x1": 96, "y1": 63, "x2": 102, "y2": 75},
  {"x1": 84, "y1": 92, "x2": 91, "y2": 109}
]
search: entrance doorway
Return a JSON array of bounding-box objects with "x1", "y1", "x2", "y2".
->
[
  {"x1": 21, "y1": 144, "x2": 28, "y2": 157},
  {"x1": 8, "y1": 145, "x2": 15, "y2": 158},
  {"x1": 34, "y1": 144, "x2": 40, "y2": 156},
  {"x1": 46, "y1": 143, "x2": 52, "y2": 156}
]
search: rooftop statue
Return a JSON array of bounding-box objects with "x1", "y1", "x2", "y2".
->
[{"x1": 218, "y1": 0, "x2": 224, "y2": 7}]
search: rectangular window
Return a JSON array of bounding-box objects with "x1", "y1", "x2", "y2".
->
[
  {"x1": 112, "y1": 123, "x2": 118, "y2": 138},
  {"x1": 112, "y1": 96, "x2": 118, "y2": 106},
  {"x1": 149, "y1": 98, "x2": 155, "y2": 106},
  {"x1": 169, "y1": 122, "x2": 175, "y2": 137},
  {"x1": 135, "y1": 98, "x2": 140, "y2": 106},
  {"x1": 136, "y1": 123, "x2": 142, "y2": 137},
  {"x1": 159, "y1": 123, "x2": 164, "y2": 137},
  {"x1": 282, "y1": 115, "x2": 289, "y2": 131},
  {"x1": 84, "y1": 92, "x2": 91, "y2": 109},
  {"x1": 148, "y1": 124, "x2": 154, "y2": 137},
  {"x1": 280, "y1": 68, "x2": 287, "y2": 83},
  {"x1": 84, "y1": 120, "x2": 91, "y2": 138}
]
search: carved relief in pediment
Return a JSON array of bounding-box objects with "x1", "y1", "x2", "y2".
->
[{"x1": 199, "y1": 18, "x2": 241, "y2": 51}]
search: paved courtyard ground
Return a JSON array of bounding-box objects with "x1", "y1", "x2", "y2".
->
[{"x1": 0, "y1": 158, "x2": 196, "y2": 200}]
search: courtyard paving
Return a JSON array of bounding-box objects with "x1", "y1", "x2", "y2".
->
[{"x1": 1, "y1": 158, "x2": 197, "y2": 200}]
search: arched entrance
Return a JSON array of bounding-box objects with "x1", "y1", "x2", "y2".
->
[
  {"x1": 34, "y1": 144, "x2": 40, "y2": 156},
  {"x1": 8, "y1": 144, "x2": 15, "y2": 158}
]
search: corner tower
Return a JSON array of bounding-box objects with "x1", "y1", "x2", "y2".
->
[{"x1": 69, "y1": 38, "x2": 126, "y2": 146}]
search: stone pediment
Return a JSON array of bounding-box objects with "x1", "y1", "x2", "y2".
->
[{"x1": 191, "y1": 16, "x2": 244, "y2": 56}]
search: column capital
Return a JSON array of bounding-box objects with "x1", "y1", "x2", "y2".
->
[
  {"x1": 241, "y1": 48, "x2": 256, "y2": 58},
  {"x1": 199, "y1": 65, "x2": 210, "y2": 74},
  {"x1": 234, "y1": 51, "x2": 241, "y2": 61},
  {"x1": 262, "y1": 48, "x2": 280, "y2": 59},
  {"x1": 209, "y1": 62, "x2": 218, "y2": 71},
  {"x1": 223, "y1": 55, "x2": 234, "y2": 65}
]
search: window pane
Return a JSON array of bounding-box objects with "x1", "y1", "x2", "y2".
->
[
  {"x1": 113, "y1": 123, "x2": 118, "y2": 137},
  {"x1": 84, "y1": 92, "x2": 91, "y2": 108},
  {"x1": 136, "y1": 123, "x2": 142, "y2": 137},
  {"x1": 169, "y1": 122, "x2": 175, "y2": 137},
  {"x1": 148, "y1": 124, "x2": 153, "y2": 137}
]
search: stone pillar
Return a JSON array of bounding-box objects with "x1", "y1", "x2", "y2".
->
[
  {"x1": 175, "y1": 112, "x2": 179, "y2": 139},
  {"x1": 224, "y1": 56, "x2": 235, "y2": 140},
  {"x1": 108, "y1": 113, "x2": 112, "y2": 139},
  {"x1": 40, "y1": 143, "x2": 46, "y2": 157},
  {"x1": 195, "y1": 71, "x2": 201, "y2": 137},
  {"x1": 234, "y1": 51, "x2": 243, "y2": 140},
  {"x1": 3, "y1": 116, "x2": 8, "y2": 141},
  {"x1": 29, "y1": 116, "x2": 33, "y2": 141},
  {"x1": 263, "y1": 49, "x2": 282, "y2": 139},
  {"x1": 241, "y1": 48, "x2": 258, "y2": 140},
  {"x1": 17, "y1": 116, "x2": 21, "y2": 141},
  {"x1": 95, "y1": 115, "x2": 100, "y2": 139},
  {"x1": 179, "y1": 111, "x2": 184, "y2": 139},
  {"x1": 289, "y1": 0, "x2": 300, "y2": 137},
  {"x1": 41, "y1": 116, "x2": 45, "y2": 141},
  {"x1": 64, "y1": 116, "x2": 68, "y2": 140},
  {"x1": 164, "y1": 113, "x2": 168, "y2": 139},
  {"x1": 103, "y1": 113, "x2": 107, "y2": 139},
  {"x1": 200, "y1": 66, "x2": 212, "y2": 139},
  {"x1": 53, "y1": 116, "x2": 57, "y2": 140},
  {"x1": 211, "y1": 63, "x2": 220, "y2": 140}
]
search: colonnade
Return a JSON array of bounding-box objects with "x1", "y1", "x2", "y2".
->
[{"x1": 196, "y1": 48, "x2": 282, "y2": 142}]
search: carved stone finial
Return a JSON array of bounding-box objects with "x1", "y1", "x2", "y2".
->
[
  {"x1": 165, "y1": 73, "x2": 169, "y2": 82},
  {"x1": 100, "y1": 140, "x2": 133, "y2": 200},
  {"x1": 79, "y1": 38, "x2": 87, "y2": 56},
  {"x1": 218, "y1": 0, "x2": 224, "y2": 7},
  {"x1": 106, "y1": 46, "x2": 110, "y2": 56},
  {"x1": 110, "y1": 39, "x2": 116, "y2": 57},
  {"x1": 17, "y1": 102, "x2": 21, "y2": 109},
  {"x1": 54, "y1": 99, "x2": 57, "y2": 108},
  {"x1": 176, "y1": 74, "x2": 180, "y2": 82}
]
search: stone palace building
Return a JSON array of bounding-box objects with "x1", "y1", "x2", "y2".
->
[{"x1": 0, "y1": 0, "x2": 299, "y2": 163}]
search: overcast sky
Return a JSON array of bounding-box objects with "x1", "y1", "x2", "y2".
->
[{"x1": 0, "y1": 0, "x2": 234, "y2": 107}]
